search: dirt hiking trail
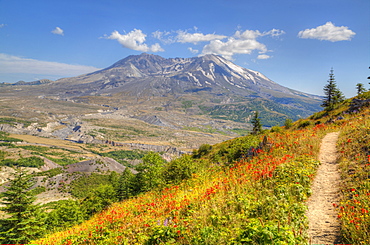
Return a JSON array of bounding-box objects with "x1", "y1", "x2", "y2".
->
[{"x1": 306, "y1": 132, "x2": 342, "y2": 244}]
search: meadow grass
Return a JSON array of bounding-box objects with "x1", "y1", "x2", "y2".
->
[{"x1": 31, "y1": 99, "x2": 370, "y2": 244}]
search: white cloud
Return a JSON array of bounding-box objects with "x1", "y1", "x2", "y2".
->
[
  {"x1": 202, "y1": 38, "x2": 267, "y2": 60},
  {"x1": 176, "y1": 31, "x2": 227, "y2": 44},
  {"x1": 152, "y1": 29, "x2": 227, "y2": 45},
  {"x1": 0, "y1": 53, "x2": 99, "y2": 77},
  {"x1": 264, "y1": 29, "x2": 286, "y2": 37},
  {"x1": 52, "y1": 27, "x2": 64, "y2": 36},
  {"x1": 201, "y1": 28, "x2": 283, "y2": 60},
  {"x1": 234, "y1": 29, "x2": 285, "y2": 39},
  {"x1": 298, "y1": 22, "x2": 355, "y2": 42},
  {"x1": 152, "y1": 30, "x2": 166, "y2": 40},
  {"x1": 152, "y1": 30, "x2": 175, "y2": 44},
  {"x1": 188, "y1": 47, "x2": 199, "y2": 54},
  {"x1": 257, "y1": 54, "x2": 271, "y2": 60},
  {"x1": 150, "y1": 43, "x2": 164, "y2": 52},
  {"x1": 234, "y1": 30, "x2": 262, "y2": 39},
  {"x1": 106, "y1": 29, "x2": 164, "y2": 52},
  {"x1": 0, "y1": 24, "x2": 6, "y2": 28},
  {"x1": 107, "y1": 27, "x2": 283, "y2": 60}
]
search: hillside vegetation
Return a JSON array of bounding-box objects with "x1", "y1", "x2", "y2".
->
[{"x1": 7, "y1": 92, "x2": 368, "y2": 244}]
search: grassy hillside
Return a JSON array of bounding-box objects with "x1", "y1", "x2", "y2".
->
[{"x1": 25, "y1": 93, "x2": 370, "y2": 244}]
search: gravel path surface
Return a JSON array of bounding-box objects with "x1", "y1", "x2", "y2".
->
[{"x1": 306, "y1": 132, "x2": 342, "y2": 244}]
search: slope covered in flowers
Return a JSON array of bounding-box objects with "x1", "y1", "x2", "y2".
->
[
  {"x1": 336, "y1": 109, "x2": 370, "y2": 244},
  {"x1": 33, "y1": 95, "x2": 370, "y2": 244}
]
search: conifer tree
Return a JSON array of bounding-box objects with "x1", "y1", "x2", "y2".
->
[
  {"x1": 0, "y1": 169, "x2": 45, "y2": 244},
  {"x1": 116, "y1": 168, "x2": 136, "y2": 201},
  {"x1": 356, "y1": 83, "x2": 366, "y2": 95},
  {"x1": 321, "y1": 68, "x2": 344, "y2": 110},
  {"x1": 251, "y1": 111, "x2": 262, "y2": 135}
]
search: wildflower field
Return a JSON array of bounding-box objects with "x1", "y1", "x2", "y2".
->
[
  {"x1": 33, "y1": 98, "x2": 370, "y2": 244},
  {"x1": 336, "y1": 110, "x2": 370, "y2": 244}
]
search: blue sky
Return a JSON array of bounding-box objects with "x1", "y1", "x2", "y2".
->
[{"x1": 0, "y1": 0, "x2": 368, "y2": 97}]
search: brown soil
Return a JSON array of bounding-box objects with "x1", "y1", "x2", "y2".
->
[{"x1": 306, "y1": 132, "x2": 342, "y2": 244}]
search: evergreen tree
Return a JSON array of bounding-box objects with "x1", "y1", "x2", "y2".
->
[
  {"x1": 356, "y1": 83, "x2": 366, "y2": 95},
  {"x1": 321, "y1": 68, "x2": 344, "y2": 110},
  {"x1": 135, "y1": 152, "x2": 166, "y2": 193},
  {"x1": 116, "y1": 168, "x2": 136, "y2": 201},
  {"x1": 0, "y1": 169, "x2": 45, "y2": 244},
  {"x1": 251, "y1": 111, "x2": 262, "y2": 135}
]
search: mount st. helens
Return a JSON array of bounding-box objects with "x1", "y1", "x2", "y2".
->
[
  {"x1": 0, "y1": 53, "x2": 322, "y2": 151},
  {"x1": 41, "y1": 53, "x2": 321, "y2": 124}
]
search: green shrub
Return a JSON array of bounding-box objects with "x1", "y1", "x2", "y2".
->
[
  {"x1": 284, "y1": 118, "x2": 293, "y2": 129},
  {"x1": 164, "y1": 155, "x2": 197, "y2": 184}
]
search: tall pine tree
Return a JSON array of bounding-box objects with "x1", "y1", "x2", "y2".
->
[
  {"x1": 321, "y1": 68, "x2": 344, "y2": 111},
  {"x1": 0, "y1": 169, "x2": 45, "y2": 244},
  {"x1": 251, "y1": 111, "x2": 262, "y2": 135}
]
